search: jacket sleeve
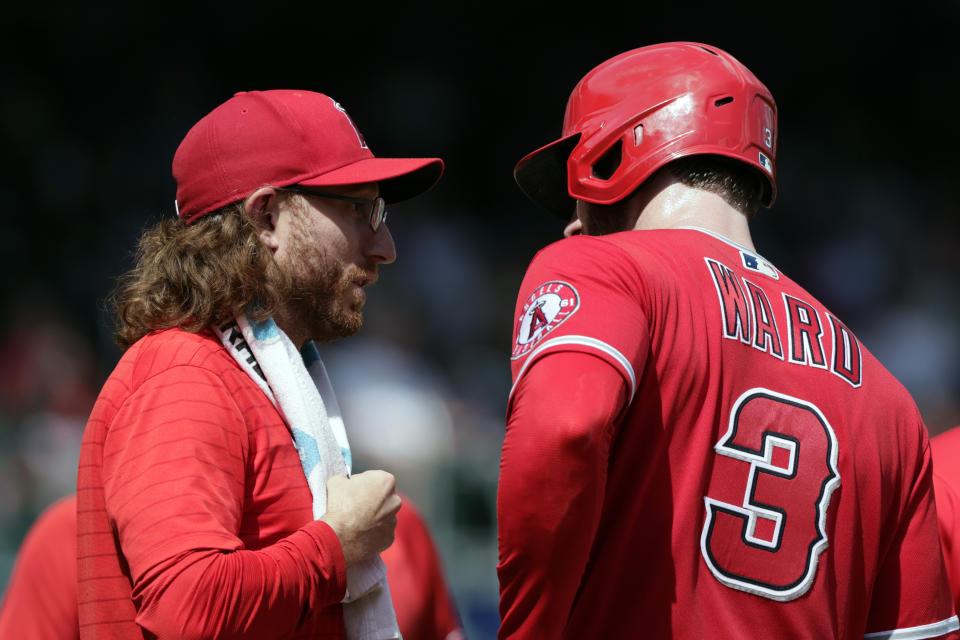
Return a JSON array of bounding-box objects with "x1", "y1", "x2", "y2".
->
[{"x1": 102, "y1": 365, "x2": 347, "y2": 640}]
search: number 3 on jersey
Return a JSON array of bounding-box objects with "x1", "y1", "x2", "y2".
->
[{"x1": 700, "y1": 388, "x2": 840, "y2": 601}]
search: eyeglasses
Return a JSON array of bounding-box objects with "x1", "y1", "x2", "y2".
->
[{"x1": 279, "y1": 186, "x2": 388, "y2": 232}]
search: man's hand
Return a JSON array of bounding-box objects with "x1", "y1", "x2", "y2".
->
[{"x1": 322, "y1": 471, "x2": 402, "y2": 566}]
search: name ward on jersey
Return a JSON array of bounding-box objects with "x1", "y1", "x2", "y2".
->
[{"x1": 706, "y1": 255, "x2": 862, "y2": 388}]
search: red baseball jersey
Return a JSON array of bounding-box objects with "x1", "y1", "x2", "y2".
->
[
  {"x1": 0, "y1": 494, "x2": 79, "y2": 640},
  {"x1": 381, "y1": 496, "x2": 465, "y2": 640},
  {"x1": 932, "y1": 427, "x2": 960, "y2": 613},
  {"x1": 499, "y1": 227, "x2": 958, "y2": 639},
  {"x1": 77, "y1": 328, "x2": 347, "y2": 639}
]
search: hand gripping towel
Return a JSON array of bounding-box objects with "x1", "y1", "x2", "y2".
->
[{"x1": 215, "y1": 315, "x2": 401, "y2": 640}]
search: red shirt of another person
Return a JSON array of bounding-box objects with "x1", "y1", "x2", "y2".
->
[
  {"x1": 0, "y1": 495, "x2": 79, "y2": 640},
  {"x1": 933, "y1": 426, "x2": 960, "y2": 612},
  {"x1": 382, "y1": 497, "x2": 465, "y2": 640}
]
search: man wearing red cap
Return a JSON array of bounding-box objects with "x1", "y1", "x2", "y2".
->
[
  {"x1": 498, "y1": 43, "x2": 959, "y2": 638},
  {"x1": 76, "y1": 90, "x2": 443, "y2": 640}
]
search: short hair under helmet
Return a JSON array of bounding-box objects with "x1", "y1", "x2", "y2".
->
[{"x1": 514, "y1": 42, "x2": 778, "y2": 218}]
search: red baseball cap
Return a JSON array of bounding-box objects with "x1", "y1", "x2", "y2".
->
[{"x1": 172, "y1": 90, "x2": 445, "y2": 224}]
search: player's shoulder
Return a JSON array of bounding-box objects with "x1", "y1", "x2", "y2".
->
[
  {"x1": 116, "y1": 327, "x2": 240, "y2": 386},
  {"x1": 22, "y1": 494, "x2": 77, "y2": 548},
  {"x1": 933, "y1": 425, "x2": 960, "y2": 462},
  {"x1": 531, "y1": 233, "x2": 610, "y2": 259},
  {"x1": 528, "y1": 229, "x2": 741, "y2": 294},
  {"x1": 932, "y1": 427, "x2": 960, "y2": 517},
  {"x1": 39, "y1": 494, "x2": 77, "y2": 529},
  {"x1": 532, "y1": 227, "x2": 742, "y2": 264},
  {"x1": 527, "y1": 231, "x2": 655, "y2": 274},
  {"x1": 128, "y1": 326, "x2": 228, "y2": 361}
]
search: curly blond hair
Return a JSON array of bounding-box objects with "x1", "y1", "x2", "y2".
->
[{"x1": 109, "y1": 203, "x2": 289, "y2": 349}]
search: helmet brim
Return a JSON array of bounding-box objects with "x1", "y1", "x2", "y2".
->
[{"x1": 513, "y1": 133, "x2": 581, "y2": 219}]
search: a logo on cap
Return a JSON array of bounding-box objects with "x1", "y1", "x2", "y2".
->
[
  {"x1": 758, "y1": 152, "x2": 773, "y2": 174},
  {"x1": 332, "y1": 99, "x2": 369, "y2": 149}
]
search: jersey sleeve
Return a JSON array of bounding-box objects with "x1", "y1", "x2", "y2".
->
[
  {"x1": 508, "y1": 237, "x2": 650, "y2": 408},
  {"x1": 101, "y1": 365, "x2": 347, "y2": 639},
  {"x1": 865, "y1": 433, "x2": 959, "y2": 639},
  {"x1": 498, "y1": 351, "x2": 628, "y2": 639}
]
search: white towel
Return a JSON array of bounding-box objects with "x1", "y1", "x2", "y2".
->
[{"x1": 215, "y1": 314, "x2": 402, "y2": 640}]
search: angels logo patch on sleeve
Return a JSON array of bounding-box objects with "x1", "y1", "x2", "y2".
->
[{"x1": 512, "y1": 281, "x2": 580, "y2": 359}]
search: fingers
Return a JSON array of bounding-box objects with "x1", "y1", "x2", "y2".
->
[
  {"x1": 320, "y1": 470, "x2": 403, "y2": 565},
  {"x1": 351, "y1": 470, "x2": 401, "y2": 515},
  {"x1": 354, "y1": 469, "x2": 397, "y2": 493},
  {"x1": 387, "y1": 491, "x2": 402, "y2": 517}
]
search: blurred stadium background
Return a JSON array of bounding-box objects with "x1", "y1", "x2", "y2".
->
[{"x1": 1, "y1": 4, "x2": 958, "y2": 638}]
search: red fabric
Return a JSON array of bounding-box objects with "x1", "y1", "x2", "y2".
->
[
  {"x1": 0, "y1": 495, "x2": 79, "y2": 640},
  {"x1": 500, "y1": 228, "x2": 958, "y2": 639},
  {"x1": 499, "y1": 353, "x2": 626, "y2": 639},
  {"x1": 77, "y1": 328, "x2": 347, "y2": 640},
  {"x1": 3, "y1": 491, "x2": 463, "y2": 640},
  {"x1": 173, "y1": 90, "x2": 443, "y2": 223},
  {"x1": 381, "y1": 497, "x2": 464, "y2": 640},
  {"x1": 933, "y1": 427, "x2": 960, "y2": 613}
]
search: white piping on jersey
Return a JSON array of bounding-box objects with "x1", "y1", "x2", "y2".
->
[
  {"x1": 675, "y1": 226, "x2": 778, "y2": 265},
  {"x1": 509, "y1": 335, "x2": 637, "y2": 403},
  {"x1": 863, "y1": 615, "x2": 960, "y2": 640}
]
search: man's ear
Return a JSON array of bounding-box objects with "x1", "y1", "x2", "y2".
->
[{"x1": 245, "y1": 186, "x2": 282, "y2": 251}]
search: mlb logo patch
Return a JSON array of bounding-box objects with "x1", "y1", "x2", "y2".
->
[
  {"x1": 758, "y1": 152, "x2": 773, "y2": 174},
  {"x1": 741, "y1": 250, "x2": 779, "y2": 279},
  {"x1": 512, "y1": 281, "x2": 580, "y2": 359}
]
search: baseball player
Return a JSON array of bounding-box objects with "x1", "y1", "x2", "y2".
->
[
  {"x1": 498, "y1": 42, "x2": 959, "y2": 639},
  {"x1": 76, "y1": 90, "x2": 443, "y2": 639}
]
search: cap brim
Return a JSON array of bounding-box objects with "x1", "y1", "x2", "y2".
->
[
  {"x1": 513, "y1": 133, "x2": 581, "y2": 219},
  {"x1": 299, "y1": 157, "x2": 444, "y2": 203}
]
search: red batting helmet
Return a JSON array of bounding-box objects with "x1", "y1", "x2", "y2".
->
[{"x1": 514, "y1": 42, "x2": 778, "y2": 218}]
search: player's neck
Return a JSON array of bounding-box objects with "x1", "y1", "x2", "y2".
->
[{"x1": 632, "y1": 182, "x2": 756, "y2": 251}]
